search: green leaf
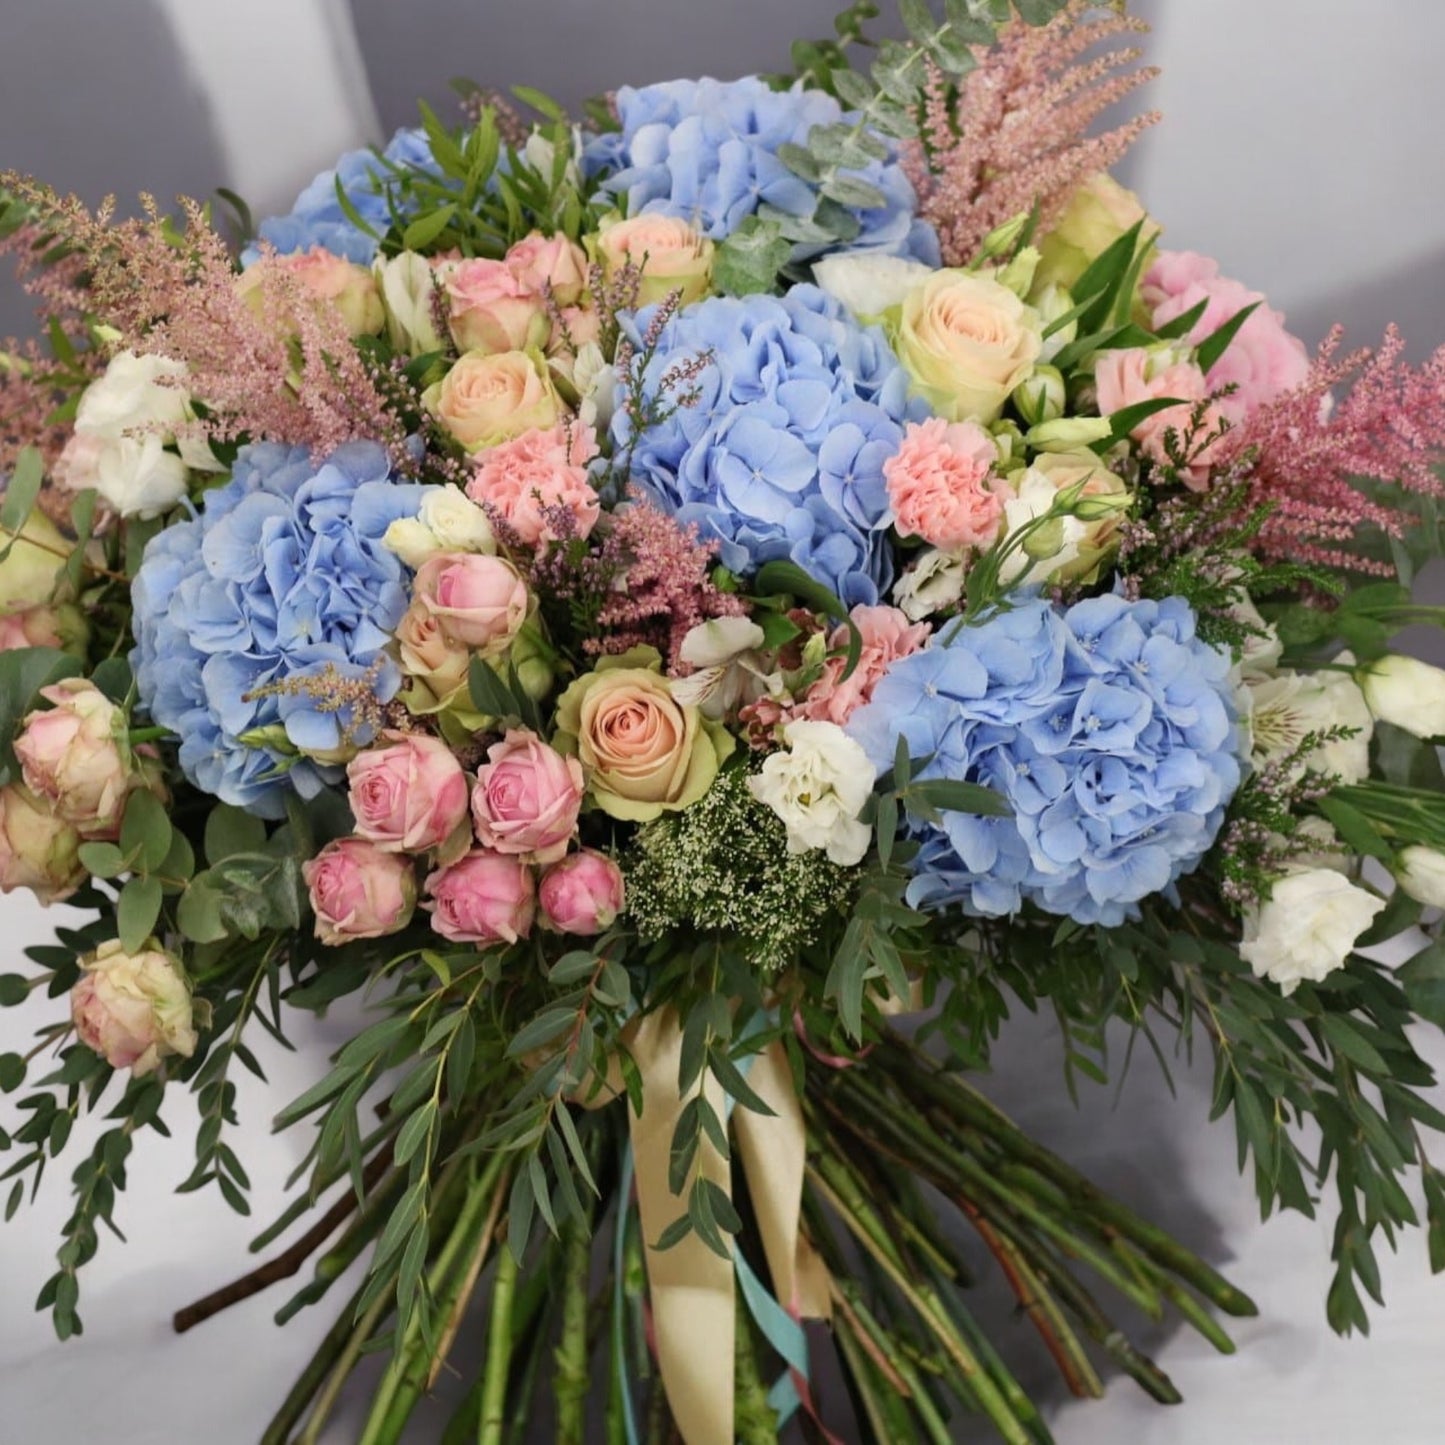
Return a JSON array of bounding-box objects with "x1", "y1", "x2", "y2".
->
[
  {"x1": 898, "y1": 0, "x2": 936, "y2": 42},
  {"x1": 65, "y1": 490, "x2": 97, "y2": 595},
  {"x1": 0, "y1": 448, "x2": 43, "y2": 534},
  {"x1": 906, "y1": 778, "x2": 1012, "y2": 817},
  {"x1": 511, "y1": 84, "x2": 567, "y2": 121},
  {"x1": 77, "y1": 842, "x2": 126, "y2": 879},
  {"x1": 713, "y1": 216, "x2": 793, "y2": 298},
  {"x1": 120, "y1": 789, "x2": 172, "y2": 874},
  {"x1": 469, "y1": 655, "x2": 523, "y2": 721},
  {"x1": 505, "y1": 1005, "x2": 578, "y2": 1060},
  {"x1": 776, "y1": 143, "x2": 822, "y2": 183},
  {"x1": 0, "y1": 975, "x2": 29, "y2": 1008},
  {"x1": 177, "y1": 881, "x2": 227, "y2": 945},
  {"x1": 1153, "y1": 296, "x2": 1209, "y2": 342},
  {"x1": 393, "y1": 1102, "x2": 437, "y2": 1167},
  {"x1": 548, "y1": 950, "x2": 599, "y2": 987},
  {"x1": 401, "y1": 204, "x2": 458, "y2": 253},
  {"x1": 0, "y1": 1052, "x2": 25, "y2": 1091},
  {"x1": 1400, "y1": 941, "x2": 1445, "y2": 1029},
  {"x1": 830, "y1": 68, "x2": 876, "y2": 111},
  {"x1": 753, "y1": 560, "x2": 849, "y2": 621},
  {"x1": 1196, "y1": 301, "x2": 1262, "y2": 375},
  {"x1": 117, "y1": 877, "x2": 162, "y2": 953},
  {"x1": 1072, "y1": 219, "x2": 1145, "y2": 332},
  {"x1": 204, "y1": 805, "x2": 268, "y2": 865},
  {"x1": 0, "y1": 648, "x2": 82, "y2": 777},
  {"x1": 820, "y1": 174, "x2": 887, "y2": 211},
  {"x1": 1098, "y1": 395, "x2": 1193, "y2": 449}
]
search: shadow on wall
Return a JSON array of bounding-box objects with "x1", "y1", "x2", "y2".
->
[
  {"x1": 349, "y1": 0, "x2": 906, "y2": 127},
  {"x1": 2, "y1": 0, "x2": 225, "y2": 340}
]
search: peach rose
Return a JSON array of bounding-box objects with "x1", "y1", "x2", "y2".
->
[
  {"x1": 553, "y1": 647, "x2": 734, "y2": 822},
  {"x1": 884, "y1": 416, "x2": 1008, "y2": 551},
  {"x1": 592, "y1": 214, "x2": 715, "y2": 308},
  {"x1": 1094, "y1": 347, "x2": 1227, "y2": 489},
  {"x1": 441, "y1": 257, "x2": 551, "y2": 356},
  {"x1": 506, "y1": 233, "x2": 589, "y2": 307},
  {"x1": 422, "y1": 349, "x2": 565, "y2": 452},
  {"x1": 467, "y1": 424, "x2": 601, "y2": 546},
  {"x1": 895, "y1": 270, "x2": 1043, "y2": 423}
]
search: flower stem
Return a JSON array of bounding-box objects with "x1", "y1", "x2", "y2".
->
[
  {"x1": 478, "y1": 1241, "x2": 519, "y2": 1445},
  {"x1": 554, "y1": 1214, "x2": 592, "y2": 1444}
]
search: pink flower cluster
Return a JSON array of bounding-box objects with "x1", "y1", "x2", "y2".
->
[
  {"x1": 303, "y1": 729, "x2": 623, "y2": 947},
  {"x1": 467, "y1": 424, "x2": 601, "y2": 546}
]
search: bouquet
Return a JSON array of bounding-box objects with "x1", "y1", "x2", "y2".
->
[{"x1": 4, "y1": 2, "x2": 1445, "y2": 1440}]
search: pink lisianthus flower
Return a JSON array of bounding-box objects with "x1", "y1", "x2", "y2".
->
[
  {"x1": 1095, "y1": 348, "x2": 1228, "y2": 489},
  {"x1": 471, "y1": 729, "x2": 585, "y2": 864},
  {"x1": 423, "y1": 849, "x2": 536, "y2": 944},
  {"x1": 794, "y1": 605, "x2": 932, "y2": 728},
  {"x1": 1143, "y1": 250, "x2": 1311, "y2": 425},
  {"x1": 884, "y1": 417, "x2": 1008, "y2": 551},
  {"x1": 466, "y1": 424, "x2": 601, "y2": 546}
]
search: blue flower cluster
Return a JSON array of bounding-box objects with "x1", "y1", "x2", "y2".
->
[
  {"x1": 615, "y1": 284, "x2": 924, "y2": 606},
  {"x1": 583, "y1": 76, "x2": 938, "y2": 264},
  {"x1": 848, "y1": 595, "x2": 1244, "y2": 926},
  {"x1": 246, "y1": 128, "x2": 437, "y2": 265},
  {"x1": 132, "y1": 442, "x2": 433, "y2": 817}
]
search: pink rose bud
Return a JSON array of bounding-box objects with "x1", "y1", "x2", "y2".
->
[
  {"x1": 273, "y1": 247, "x2": 385, "y2": 336},
  {"x1": 0, "y1": 784, "x2": 84, "y2": 904},
  {"x1": 302, "y1": 836, "x2": 417, "y2": 946},
  {"x1": 413, "y1": 553, "x2": 530, "y2": 654},
  {"x1": 471, "y1": 729, "x2": 584, "y2": 864},
  {"x1": 443, "y1": 257, "x2": 551, "y2": 355},
  {"x1": 71, "y1": 939, "x2": 198, "y2": 1077},
  {"x1": 0, "y1": 604, "x2": 77, "y2": 653},
  {"x1": 423, "y1": 850, "x2": 535, "y2": 945},
  {"x1": 15, "y1": 678, "x2": 134, "y2": 839},
  {"x1": 539, "y1": 849, "x2": 624, "y2": 936},
  {"x1": 505, "y1": 232, "x2": 589, "y2": 308},
  {"x1": 347, "y1": 732, "x2": 470, "y2": 853}
]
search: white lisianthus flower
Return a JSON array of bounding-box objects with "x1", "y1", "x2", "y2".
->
[
  {"x1": 748, "y1": 720, "x2": 873, "y2": 866},
  {"x1": 1397, "y1": 846, "x2": 1445, "y2": 909},
  {"x1": 812, "y1": 252, "x2": 934, "y2": 323},
  {"x1": 1240, "y1": 868, "x2": 1386, "y2": 995},
  {"x1": 384, "y1": 489, "x2": 495, "y2": 569},
  {"x1": 1359, "y1": 654, "x2": 1445, "y2": 739},
  {"x1": 1245, "y1": 662, "x2": 1373, "y2": 784},
  {"x1": 892, "y1": 547, "x2": 967, "y2": 622},
  {"x1": 57, "y1": 350, "x2": 218, "y2": 516},
  {"x1": 373, "y1": 251, "x2": 444, "y2": 357}
]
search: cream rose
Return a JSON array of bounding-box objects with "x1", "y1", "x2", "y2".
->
[
  {"x1": 554, "y1": 647, "x2": 734, "y2": 822},
  {"x1": 422, "y1": 349, "x2": 564, "y2": 452},
  {"x1": 894, "y1": 270, "x2": 1043, "y2": 424},
  {"x1": 593, "y1": 214, "x2": 716, "y2": 308},
  {"x1": 1034, "y1": 172, "x2": 1160, "y2": 294}
]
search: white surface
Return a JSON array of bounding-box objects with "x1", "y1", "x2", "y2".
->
[{"x1": 3, "y1": 2, "x2": 1445, "y2": 1442}]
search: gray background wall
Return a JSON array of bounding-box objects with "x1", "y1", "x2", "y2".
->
[{"x1": 2, "y1": 3, "x2": 1445, "y2": 1442}]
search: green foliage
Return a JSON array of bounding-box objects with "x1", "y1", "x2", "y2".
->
[{"x1": 712, "y1": 216, "x2": 794, "y2": 297}]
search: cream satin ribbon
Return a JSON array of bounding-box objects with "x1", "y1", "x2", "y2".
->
[{"x1": 583, "y1": 1010, "x2": 830, "y2": 1445}]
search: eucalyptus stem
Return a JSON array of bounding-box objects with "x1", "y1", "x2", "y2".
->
[{"x1": 478, "y1": 1241, "x2": 518, "y2": 1445}]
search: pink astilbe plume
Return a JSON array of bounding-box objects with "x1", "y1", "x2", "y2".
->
[
  {"x1": 2, "y1": 177, "x2": 404, "y2": 461},
  {"x1": 907, "y1": 1, "x2": 1160, "y2": 266},
  {"x1": 1222, "y1": 326, "x2": 1445, "y2": 573}
]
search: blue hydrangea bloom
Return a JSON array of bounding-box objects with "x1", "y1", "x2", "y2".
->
[
  {"x1": 847, "y1": 595, "x2": 1244, "y2": 926},
  {"x1": 615, "y1": 284, "x2": 925, "y2": 606},
  {"x1": 244, "y1": 127, "x2": 438, "y2": 265},
  {"x1": 583, "y1": 76, "x2": 939, "y2": 265},
  {"x1": 132, "y1": 442, "x2": 434, "y2": 817}
]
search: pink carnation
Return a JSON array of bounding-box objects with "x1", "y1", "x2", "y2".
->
[
  {"x1": 1095, "y1": 348, "x2": 1226, "y2": 490},
  {"x1": 884, "y1": 417, "x2": 1006, "y2": 551},
  {"x1": 1143, "y1": 250, "x2": 1311, "y2": 425},
  {"x1": 467, "y1": 425, "x2": 601, "y2": 546},
  {"x1": 794, "y1": 605, "x2": 931, "y2": 729}
]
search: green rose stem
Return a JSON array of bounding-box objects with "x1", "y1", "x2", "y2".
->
[
  {"x1": 879, "y1": 1037, "x2": 1257, "y2": 1316},
  {"x1": 478, "y1": 1241, "x2": 519, "y2": 1445},
  {"x1": 554, "y1": 1214, "x2": 593, "y2": 1444},
  {"x1": 807, "y1": 1163, "x2": 1033, "y2": 1445},
  {"x1": 295, "y1": 1283, "x2": 397, "y2": 1445},
  {"x1": 258, "y1": 1275, "x2": 371, "y2": 1445}
]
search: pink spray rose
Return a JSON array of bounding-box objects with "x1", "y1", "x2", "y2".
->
[
  {"x1": 71, "y1": 939, "x2": 198, "y2": 1077},
  {"x1": 423, "y1": 850, "x2": 536, "y2": 944},
  {"x1": 883, "y1": 417, "x2": 1008, "y2": 551},
  {"x1": 539, "y1": 849, "x2": 625, "y2": 936},
  {"x1": 443, "y1": 257, "x2": 552, "y2": 356},
  {"x1": 794, "y1": 605, "x2": 932, "y2": 728},
  {"x1": 347, "y1": 732, "x2": 471, "y2": 853},
  {"x1": 467, "y1": 425, "x2": 602, "y2": 546},
  {"x1": 249, "y1": 247, "x2": 384, "y2": 336},
  {"x1": 471, "y1": 729, "x2": 585, "y2": 864},
  {"x1": 413, "y1": 553, "x2": 530, "y2": 653},
  {"x1": 0, "y1": 604, "x2": 80, "y2": 653},
  {"x1": 1094, "y1": 347, "x2": 1227, "y2": 489},
  {"x1": 1142, "y1": 250, "x2": 1310, "y2": 425},
  {"x1": 0, "y1": 784, "x2": 84, "y2": 904},
  {"x1": 15, "y1": 679, "x2": 135, "y2": 839},
  {"x1": 506, "y1": 233, "x2": 589, "y2": 307},
  {"x1": 302, "y1": 837, "x2": 417, "y2": 945}
]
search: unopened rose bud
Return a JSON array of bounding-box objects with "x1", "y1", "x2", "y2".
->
[{"x1": 539, "y1": 849, "x2": 625, "y2": 935}]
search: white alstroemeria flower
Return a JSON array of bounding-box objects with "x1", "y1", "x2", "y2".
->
[
  {"x1": 671, "y1": 617, "x2": 770, "y2": 719},
  {"x1": 748, "y1": 719, "x2": 873, "y2": 866},
  {"x1": 1245, "y1": 660, "x2": 1372, "y2": 784}
]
